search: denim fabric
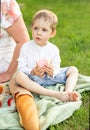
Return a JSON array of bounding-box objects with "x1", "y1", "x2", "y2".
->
[{"x1": 28, "y1": 67, "x2": 69, "y2": 87}]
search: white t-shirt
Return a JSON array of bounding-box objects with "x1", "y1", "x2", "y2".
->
[{"x1": 18, "y1": 40, "x2": 61, "y2": 77}]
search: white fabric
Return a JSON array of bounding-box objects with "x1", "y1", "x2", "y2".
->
[
  {"x1": 18, "y1": 40, "x2": 61, "y2": 77},
  {"x1": 0, "y1": 0, "x2": 21, "y2": 73},
  {"x1": 0, "y1": 58, "x2": 9, "y2": 73}
]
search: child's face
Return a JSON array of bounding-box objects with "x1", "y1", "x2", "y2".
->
[{"x1": 32, "y1": 18, "x2": 54, "y2": 46}]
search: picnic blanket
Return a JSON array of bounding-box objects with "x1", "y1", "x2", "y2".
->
[{"x1": 0, "y1": 74, "x2": 90, "y2": 130}]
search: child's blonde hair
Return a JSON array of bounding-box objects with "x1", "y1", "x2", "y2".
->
[{"x1": 32, "y1": 9, "x2": 58, "y2": 32}]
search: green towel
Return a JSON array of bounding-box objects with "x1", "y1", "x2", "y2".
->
[{"x1": 0, "y1": 74, "x2": 90, "y2": 130}]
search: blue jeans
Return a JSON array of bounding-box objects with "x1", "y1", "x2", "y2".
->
[{"x1": 28, "y1": 67, "x2": 69, "y2": 87}]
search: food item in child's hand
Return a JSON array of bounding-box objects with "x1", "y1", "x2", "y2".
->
[{"x1": 37, "y1": 58, "x2": 49, "y2": 67}]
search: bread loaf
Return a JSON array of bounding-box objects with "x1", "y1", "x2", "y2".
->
[{"x1": 16, "y1": 94, "x2": 40, "y2": 130}]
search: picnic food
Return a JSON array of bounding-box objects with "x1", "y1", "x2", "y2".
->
[
  {"x1": 16, "y1": 94, "x2": 40, "y2": 130},
  {"x1": 0, "y1": 84, "x2": 5, "y2": 107},
  {"x1": 37, "y1": 58, "x2": 48, "y2": 67},
  {"x1": 0, "y1": 84, "x2": 5, "y2": 100},
  {"x1": 0, "y1": 85, "x2": 3, "y2": 93}
]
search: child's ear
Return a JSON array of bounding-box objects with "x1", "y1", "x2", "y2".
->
[{"x1": 50, "y1": 30, "x2": 56, "y2": 38}]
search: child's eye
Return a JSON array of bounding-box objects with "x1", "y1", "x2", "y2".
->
[
  {"x1": 43, "y1": 28, "x2": 47, "y2": 32},
  {"x1": 34, "y1": 27, "x2": 38, "y2": 30}
]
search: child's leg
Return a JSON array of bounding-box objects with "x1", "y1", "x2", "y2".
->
[
  {"x1": 65, "y1": 66, "x2": 80, "y2": 101},
  {"x1": 65, "y1": 66, "x2": 78, "y2": 92},
  {"x1": 15, "y1": 71, "x2": 71, "y2": 102}
]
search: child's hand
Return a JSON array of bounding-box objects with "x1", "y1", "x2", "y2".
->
[
  {"x1": 31, "y1": 63, "x2": 45, "y2": 78},
  {"x1": 44, "y1": 61, "x2": 54, "y2": 77}
]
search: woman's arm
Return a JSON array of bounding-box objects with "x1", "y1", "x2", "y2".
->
[{"x1": 0, "y1": 16, "x2": 30, "y2": 83}]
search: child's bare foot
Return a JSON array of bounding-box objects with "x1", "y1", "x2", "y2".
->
[
  {"x1": 55, "y1": 91, "x2": 70, "y2": 102},
  {"x1": 54, "y1": 91, "x2": 81, "y2": 102},
  {"x1": 69, "y1": 91, "x2": 81, "y2": 101}
]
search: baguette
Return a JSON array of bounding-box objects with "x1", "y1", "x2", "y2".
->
[{"x1": 16, "y1": 94, "x2": 40, "y2": 130}]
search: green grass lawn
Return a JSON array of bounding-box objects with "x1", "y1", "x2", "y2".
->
[{"x1": 17, "y1": 0, "x2": 90, "y2": 129}]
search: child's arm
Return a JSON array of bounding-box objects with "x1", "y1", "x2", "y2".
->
[
  {"x1": 50, "y1": 47, "x2": 61, "y2": 77},
  {"x1": 18, "y1": 45, "x2": 32, "y2": 75}
]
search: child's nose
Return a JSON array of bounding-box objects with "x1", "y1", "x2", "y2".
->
[{"x1": 37, "y1": 29, "x2": 41, "y2": 35}]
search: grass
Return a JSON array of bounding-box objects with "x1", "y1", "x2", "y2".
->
[{"x1": 17, "y1": 0, "x2": 90, "y2": 129}]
